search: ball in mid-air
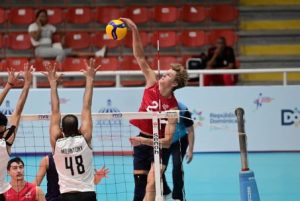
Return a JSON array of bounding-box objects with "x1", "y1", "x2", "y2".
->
[{"x1": 105, "y1": 19, "x2": 127, "y2": 40}]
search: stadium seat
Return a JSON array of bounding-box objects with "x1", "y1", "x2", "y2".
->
[
  {"x1": 123, "y1": 6, "x2": 151, "y2": 24},
  {"x1": 154, "y1": 6, "x2": 178, "y2": 23},
  {"x1": 151, "y1": 31, "x2": 178, "y2": 48},
  {"x1": 124, "y1": 31, "x2": 149, "y2": 48},
  {"x1": 0, "y1": 8, "x2": 7, "y2": 24},
  {"x1": 92, "y1": 31, "x2": 123, "y2": 49},
  {"x1": 34, "y1": 58, "x2": 57, "y2": 88},
  {"x1": 182, "y1": 5, "x2": 207, "y2": 23},
  {"x1": 96, "y1": 7, "x2": 121, "y2": 24},
  {"x1": 46, "y1": 7, "x2": 64, "y2": 25},
  {"x1": 9, "y1": 8, "x2": 35, "y2": 24},
  {"x1": 65, "y1": 32, "x2": 91, "y2": 50},
  {"x1": 150, "y1": 56, "x2": 178, "y2": 70},
  {"x1": 210, "y1": 4, "x2": 239, "y2": 23},
  {"x1": 7, "y1": 32, "x2": 32, "y2": 50},
  {"x1": 61, "y1": 57, "x2": 87, "y2": 87},
  {"x1": 120, "y1": 56, "x2": 145, "y2": 87},
  {"x1": 181, "y1": 30, "x2": 207, "y2": 47},
  {"x1": 93, "y1": 57, "x2": 120, "y2": 87},
  {"x1": 66, "y1": 7, "x2": 92, "y2": 24},
  {"x1": 209, "y1": 29, "x2": 238, "y2": 46}
]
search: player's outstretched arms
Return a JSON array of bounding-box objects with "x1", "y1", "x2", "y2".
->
[
  {"x1": 0, "y1": 68, "x2": 21, "y2": 105},
  {"x1": 94, "y1": 165, "x2": 109, "y2": 185},
  {"x1": 42, "y1": 63, "x2": 62, "y2": 151},
  {"x1": 80, "y1": 58, "x2": 100, "y2": 145},
  {"x1": 120, "y1": 18, "x2": 156, "y2": 88}
]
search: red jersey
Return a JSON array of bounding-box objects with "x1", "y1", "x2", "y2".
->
[
  {"x1": 130, "y1": 82, "x2": 178, "y2": 137},
  {"x1": 4, "y1": 182, "x2": 37, "y2": 201}
]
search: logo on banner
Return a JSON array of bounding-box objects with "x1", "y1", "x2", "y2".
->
[
  {"x1": 209, "y1": 112, "x2": 237, "y2": 131},
  {"x1": 0, "y1": 100, "x2": 14, "y2": 115},
  {"x1": 97, "y1": 99, "x2": 121, "y2": 126},
  {"x1": 254, "y1": 93, "x2": 273, "y2": 110},
  {"x1": 281, "y1": 108, "x2": 300, "y2": 127},
  {"x1": 192, "y1": 109, "x2": 204, "y2": 128}
]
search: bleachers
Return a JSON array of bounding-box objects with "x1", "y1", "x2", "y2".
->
[{"x1": 0, "y1": 0, "x2": 240, "y2": 87}]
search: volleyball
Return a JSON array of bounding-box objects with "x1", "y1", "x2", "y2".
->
[{"x1": 105, "y1": 19, "x2": 127, "y2": 40}]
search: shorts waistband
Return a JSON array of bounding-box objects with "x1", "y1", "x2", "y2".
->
[{"x1": 139, "y1": 132, "x2": 153, "y2": 139}]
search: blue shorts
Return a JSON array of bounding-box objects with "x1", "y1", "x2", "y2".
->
[{"x1": 133, "y1": 133, "x2": 170, "y2": 171}]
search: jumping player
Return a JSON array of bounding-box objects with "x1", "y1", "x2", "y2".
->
[
  {"x1": 43, "y1": 59, "x2": 100, "y2": 201},
  {"x1": 121, "y1": 18, "x2": 188, "y2": 201},
  {"x1": 34, "y1": 153, "x2": 109, "y2": 201},
  {"x1": 0, "y1": 66, "x2": 33, "y2": 201},
  {"x1": 5, "y1": 157, "x2": 45, "y2": 201}
]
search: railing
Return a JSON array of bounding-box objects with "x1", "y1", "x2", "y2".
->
[{"x1": 0, "y1": 68, "x2": 300, "y2": 88}]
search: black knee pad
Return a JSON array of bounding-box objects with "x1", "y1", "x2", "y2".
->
[{"x1": 133, "y1": 174, "x2": 147, "y2": 201}]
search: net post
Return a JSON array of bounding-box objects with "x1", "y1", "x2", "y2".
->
[{"x1": 152, "y1": 112, "x2": 163, "y2": 201}]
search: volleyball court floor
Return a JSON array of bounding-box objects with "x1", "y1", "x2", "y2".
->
[{"x1": 21, "y1": 153, "x2": 300, "y2": 201}]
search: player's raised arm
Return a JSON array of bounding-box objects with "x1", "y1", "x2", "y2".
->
[
  {"x1": 80, "y1": 58, "x2": 100, "y2": 145},
  {"x1": 0, "y1": 68, "x2": 21, "y2": 105},
  {"x1": 33, "y1": 156, "x2": 48, "y2": 186},
  {"x1": 42, "y1": 63, "x2": 62, "y2": 151},
  {"x1": 120, "y1": 18, "x2": 156, "y2": 88}
]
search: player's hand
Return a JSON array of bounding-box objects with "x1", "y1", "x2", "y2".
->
[
  {"x1": 186, "y1": 148, "x2": 193, "y2": 164},
  {"x1": 81, "y1": 58, "x2": 101, "y2": 81},
  {"x1": 42, "y1": 62, "x2": 62, "y2": 85},
  {"x1": 129, "y1": 136, "x2": 143, "y2": 146},
  {"x1": 94, "y1": 165, "x2": 109, "y2": 185},
  {"x1": 23, "y1": 63, "x2": 34, "y2": 87},
  {"x1": 6, "y1": 68, "x2": 21, "y2": 88},
  {"x1": 120, "y1": 18, "x2": 137, "y2": 30}
]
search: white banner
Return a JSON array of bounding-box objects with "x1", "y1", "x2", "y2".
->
[{"x1": 2, "y1": 86, "x2": 300, "y2": 153}]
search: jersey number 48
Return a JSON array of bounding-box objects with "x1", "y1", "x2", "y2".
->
[{"x1": 65, "y1": 155, "x2": 85, "y2": 176}]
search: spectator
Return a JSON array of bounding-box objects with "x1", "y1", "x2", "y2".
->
[
  {"x1": 205, "y1": 37, "x2": 237, "y2": 86},
  {"x1": 28, "y1": 9, "x2": 106, "y2": 64}
]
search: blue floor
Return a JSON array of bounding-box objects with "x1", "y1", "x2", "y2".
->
[{"x1": 20, "y1": 153, "x2": 300, "y2": 201}]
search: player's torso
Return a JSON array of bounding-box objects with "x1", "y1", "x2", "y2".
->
[
  {"x1": 54, "y1": 135, "x2": 94, "y2": 193},
  {"x1": 4, "y1": 182, "x2": 36, "y2": 201},
  {"x1": 0, "y1": 139, "x2": 11, "y2": 194}
]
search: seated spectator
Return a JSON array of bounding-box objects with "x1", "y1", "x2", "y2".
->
[
  {"x1": 204, "y1": 37, "x2": 237, "y2": 86},
  {"x1": 28, "y1": 9, "x2": 106, "y2": 64},
  {"x1": 4, "y1": 157, "x2": 45, "y2": 201}
]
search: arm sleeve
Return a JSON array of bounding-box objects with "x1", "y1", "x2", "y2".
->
[{"x1": 28, "y1": 23, "x2": 38, "y2": 32}]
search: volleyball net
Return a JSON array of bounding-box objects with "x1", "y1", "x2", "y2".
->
[{"x1": 8, "y1": 110, "x2": 179, "y2": 201}]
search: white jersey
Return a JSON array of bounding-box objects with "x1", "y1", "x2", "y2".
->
[
  {"x1": 28, "y1": 22, "x2": 56, "y2": 47},
  {"x1": 54, "y1": 135, "x2": 95, "y2": 193},
  {"x1": 0, "y1": 138, "x2": 11, "y2": 194}
]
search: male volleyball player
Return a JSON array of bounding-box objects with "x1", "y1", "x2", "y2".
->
[
  {"x1": 162, "y1": 102, "x2": 195, "y2": 201},
  {"x1": 5, "y1": 157, "x2": 45, "y2": 201},
  {"x1": 0, "y1": 66, "x2": 33, "y2": 201},
  {"x1": 121, "y1": 18, "x2": 188, "y2": 201},
  {"x1": 34, "y1": 153, "x2": 109, "y2": 201},
  {"x1": 43, "y1": 59, "x2": 100, "y2": 201}
]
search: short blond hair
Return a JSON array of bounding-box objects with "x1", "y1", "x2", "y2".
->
[{"x1": 171, "y1": 63, "x2": 188, "y2": 91}]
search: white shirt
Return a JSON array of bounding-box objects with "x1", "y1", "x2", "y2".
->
[
  {"x1": 54, "y1": 135, "x2": 95, "y2": 193},
  {"x1": 28, "y1": 22, "x2": 56, "y2": 47},
  {"x1": 0, "y1": 139, "x2": 11, "y2": 194}
]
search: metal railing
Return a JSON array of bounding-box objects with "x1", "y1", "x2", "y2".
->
[{"x1": 0, "y1": 68, "x2": 300, "y2": 88}]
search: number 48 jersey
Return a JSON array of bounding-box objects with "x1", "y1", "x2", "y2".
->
[{"x1": 54, "y1": 135, "x2": 95, "y2": 193}]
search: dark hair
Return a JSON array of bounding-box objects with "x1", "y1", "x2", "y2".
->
[
  {"x1": 7, "y1": 157, "x2": 24, "y2": 170},
  {"x1": 36, "y1": 9, "x2": 47, "y2": 19},
  {"x1": 0, "y1": 112, "x2": 8, "y2": 126},
  {"x1": 62, "y1": 114, "x2": 80, "y2": 137}
]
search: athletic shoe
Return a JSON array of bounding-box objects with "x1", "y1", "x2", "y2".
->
[{"x1": 95, "y1": 46, "x2": 107, "y2": 57}]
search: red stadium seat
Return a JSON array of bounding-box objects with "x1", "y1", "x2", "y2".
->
[
  {"x1": 66, "y1": 7, "x2": 92, "y2": 24},
  {"x1": 93, "y1": 57, "x2": 120, "y2": 87},
  {"x1": 151, "y1": 31, "x2": 178, "y2": 48},
  {"x1": 120, "y1": 56, "x2": 145, "y2": 87},
  {"x1": 4, "y1": 57, "x2": 29, "y2": 71},
  {"x1": 92, "y1": 31, "x2": 122, "y2": 49},
  {"x1": 61, "y1": 57, "x2": 87, "y2": 88},
  {"x1": 96, "y1": 7, "x2": 121, "y2": 24},
  {"x1": 65, "y1": 32, "x2": 91, "y2": 50},
  {"x1": 154, "y1": 6, "x2": 178, "y2": 23},
  {"x1": 124, "y1": 31, "x2": 149, "y2": 48},
  {"x1": 181, "y1": 30, "x2": 207, "y2": 47},
  {"x1": 182, "y1": 5, "x2": 207, "y2": 23},
  {"x1": 34, "y1": 58, "x2": 58, "y2": 88},
  {"x1": 8, "y1": 32, "x2": 32, "y2": 50},
  {"x1": 124, "y1": 6, "x2": 151, "y2": 24},
  {"x1": 150, "y1": 56, "x2": 178, "y2": 70},
  {"x1": 9, "y1": 8, "x2": 34, "y2": 24},
  {"x1": 210, "y1": 4, "x2": 239, "y2": 23},
  {"x1": 209, "y1": 29, "x2": 238, "y2": 46},
  {"x1": 0, "y1": 8, "x2": 7, "y2": 24},
  {"x1": 46, "y1": 7, "x2": 64, "y2": 25}
]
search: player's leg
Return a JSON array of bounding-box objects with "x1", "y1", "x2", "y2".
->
[
  {"x1": 133, "y1": 137, "x2": 152, "y2": 201},
  {"x1": 162, "y1": 144, "x2": 173, "y2": 197},
  {"x1": 172, "y1": 135, "x2": 189, "y2": 201}
]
